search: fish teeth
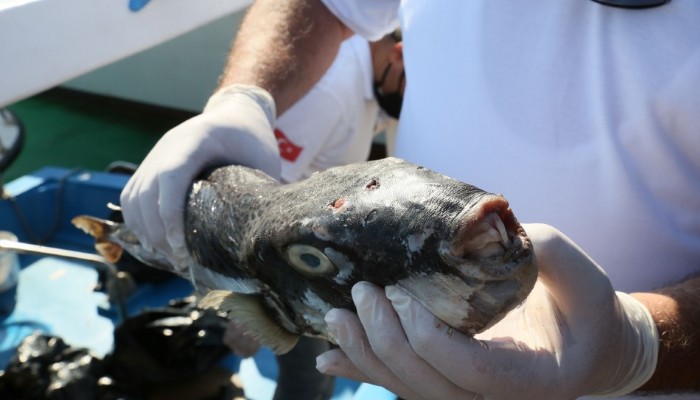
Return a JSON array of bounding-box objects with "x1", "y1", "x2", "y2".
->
[
  {"x1": 494, "y1": 215, "x2": 510, "y2": 247},
  {"x1": 457, "y1": 213, "x2": 508, "y2": 259}
]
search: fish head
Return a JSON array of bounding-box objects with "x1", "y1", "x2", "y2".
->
[{"x1": 248, "y1": 158, "x2": 536, "y2": 338}]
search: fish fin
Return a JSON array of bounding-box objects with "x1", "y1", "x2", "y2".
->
[
  {"x1": 71, "y1": 215, "x2": 124, "y2": 263},
  {"x1": 199, "y1": 290, "x2": 300, "y2": 355},
  {"x1": 72, "y1": 215, "x2": 108, "y2": 237},
  {"x1": 95, "y1": 242, "x2": 124, "y2": 264}
]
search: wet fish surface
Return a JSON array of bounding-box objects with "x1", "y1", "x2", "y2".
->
[{"x1": 74, "y1": 157, "x2": 537, "y2": 354}]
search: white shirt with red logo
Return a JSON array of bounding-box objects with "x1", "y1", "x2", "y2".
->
[{"x1": 275, "y1": 35, "x2": 383, "y2": 183}]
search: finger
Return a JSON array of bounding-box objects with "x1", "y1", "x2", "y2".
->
[
  {"x1": 119, "y1": 171, "x2": 140, "y2": 225},
  {"x1": 157, "y1": 170, "x2": 189, "y2": 256},
  {"x1": 120, "y1": 176, "x2": 159, "y2": 252},
  {"x1": 387, "y1": 285, "x2": 558, "y2": 397},
  {"x1": 324, "y1": 307, "x2": 425, "y2": 400},
  {"x1": 316, "y1": 348, "x2": 372, "y2": 383},
  {"x1": 352, "y1": 283, "x2": 480, "y2": 400}
]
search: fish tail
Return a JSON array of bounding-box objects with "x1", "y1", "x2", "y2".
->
[{"x1": 71, "y1": 215, "x2": 124, "y2": 264}]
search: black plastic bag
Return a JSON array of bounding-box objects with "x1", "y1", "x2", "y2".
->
[
  {"x1": 0, "y1": 333, "x2": 123, "y2": 400},
  {"x1": 0, "y1": 297, "x2": 232, "y2": 399},
  {"x1": 105, "y1": 297, "x2": 231, "y2": 393}
]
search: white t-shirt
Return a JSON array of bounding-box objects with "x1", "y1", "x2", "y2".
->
[
  {"x1": 322, "y1": 0, "x2": 700, "y2": 291},
  {"x1": 275, "y1": 35, "x2": 383, "y2": 183},
  {"x1": 322, "y1": 1, "x2": 700, "y2": 398}
]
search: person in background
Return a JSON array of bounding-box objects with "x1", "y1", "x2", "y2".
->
[
  {"x1": 120, "y1": 1, "x2": 699, "y2": 399},
  {"x1": 273, "y1": 31, "x2": 403, "y2": 183}
]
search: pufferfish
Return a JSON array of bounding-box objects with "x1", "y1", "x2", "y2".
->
[{"x1": 73, "y1": 157, "x2": 537, "y2": 354}]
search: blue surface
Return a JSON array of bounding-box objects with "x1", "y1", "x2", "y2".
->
[
  {"x1": 0, "y1": 258, "x2": 114, "y2": 364},
  {"x1": 129, "y1": 0, "x2": 152, "y2": 12},
  {"x1": 0, "y1": 167, "x2": 395, "y2": 400}
]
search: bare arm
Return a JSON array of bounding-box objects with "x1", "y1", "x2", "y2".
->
[
  {"x1": 632, "y1": 275, "x2": 700, "y2": 392},
  {"x1": 218, "y1": 0, "x2": 352, "y2": 115}
]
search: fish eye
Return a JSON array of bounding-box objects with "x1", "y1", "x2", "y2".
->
[{"x1": 286, "y1": 245, "x2": 337, "y2": 276}]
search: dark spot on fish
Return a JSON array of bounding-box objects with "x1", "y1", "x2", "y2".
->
[
  {"x1": 364, "y1": 209, "x2": 378, "y2": 224},
  {"x1": 365, "y1": 179, "x2": 380, "y2": 190}
]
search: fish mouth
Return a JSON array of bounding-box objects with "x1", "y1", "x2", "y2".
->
[
  {"x1": 397, "y1": 195, "x2": 537, "y2": 335},
  {"x1": 443, "y1": 195, "x2": 531, "y2": 277}
]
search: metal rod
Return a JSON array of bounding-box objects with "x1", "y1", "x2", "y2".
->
[
  {"x1": 0, "y1": 239, "x2": 109, "y2": 265},
  {"x1": 0, "y1": 238, "x2": 128, "y2": 321}
]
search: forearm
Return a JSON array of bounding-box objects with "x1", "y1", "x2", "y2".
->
[
  {"x1": 219, "y1": 0, "x2": 351, "y2": 115},
  {"x1": 631, "y1": 275, "x2": 700, "y2": 392}
]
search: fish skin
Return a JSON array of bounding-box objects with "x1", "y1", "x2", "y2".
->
[{"x1": 73, "y1": 157, "x2": 537, "y2": 354}]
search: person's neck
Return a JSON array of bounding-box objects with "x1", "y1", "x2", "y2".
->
[{"x1": 369, "y1": 38, "x2": 394, "y2": 81}]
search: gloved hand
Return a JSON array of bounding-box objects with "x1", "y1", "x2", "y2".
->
[
  {"x1": 120, "y1": 85, "x2": 281, "y2": 268},
  {"x1": 224, "y1": 321, "x2": 261, "y2": 358},
  {"x1": 316, "y1": 223, "x2": 659, "y2": 400}
]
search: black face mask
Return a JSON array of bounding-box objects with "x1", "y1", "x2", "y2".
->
[{"x1": 373, "y1": 63, "x2": 405, "y2": 119}]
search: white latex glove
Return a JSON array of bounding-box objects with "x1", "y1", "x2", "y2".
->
[
  {"x1": 224, "y1": 320, "x2": 262, "y2": 358},
  {"x1": 317, "y1": 223, "x2": 659, "y2": 400},
  {"x1": 120, "y1": 85, "x2": 281, "y2": 266}
]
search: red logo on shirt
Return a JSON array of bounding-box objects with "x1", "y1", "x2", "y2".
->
[{"x1": 274, "y1": 128, "x2": 303, "y2": 162}]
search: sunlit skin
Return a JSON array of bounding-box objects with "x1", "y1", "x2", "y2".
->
[{"x1": 370, "y1": 38, "x2": 406, "y2": 96}]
